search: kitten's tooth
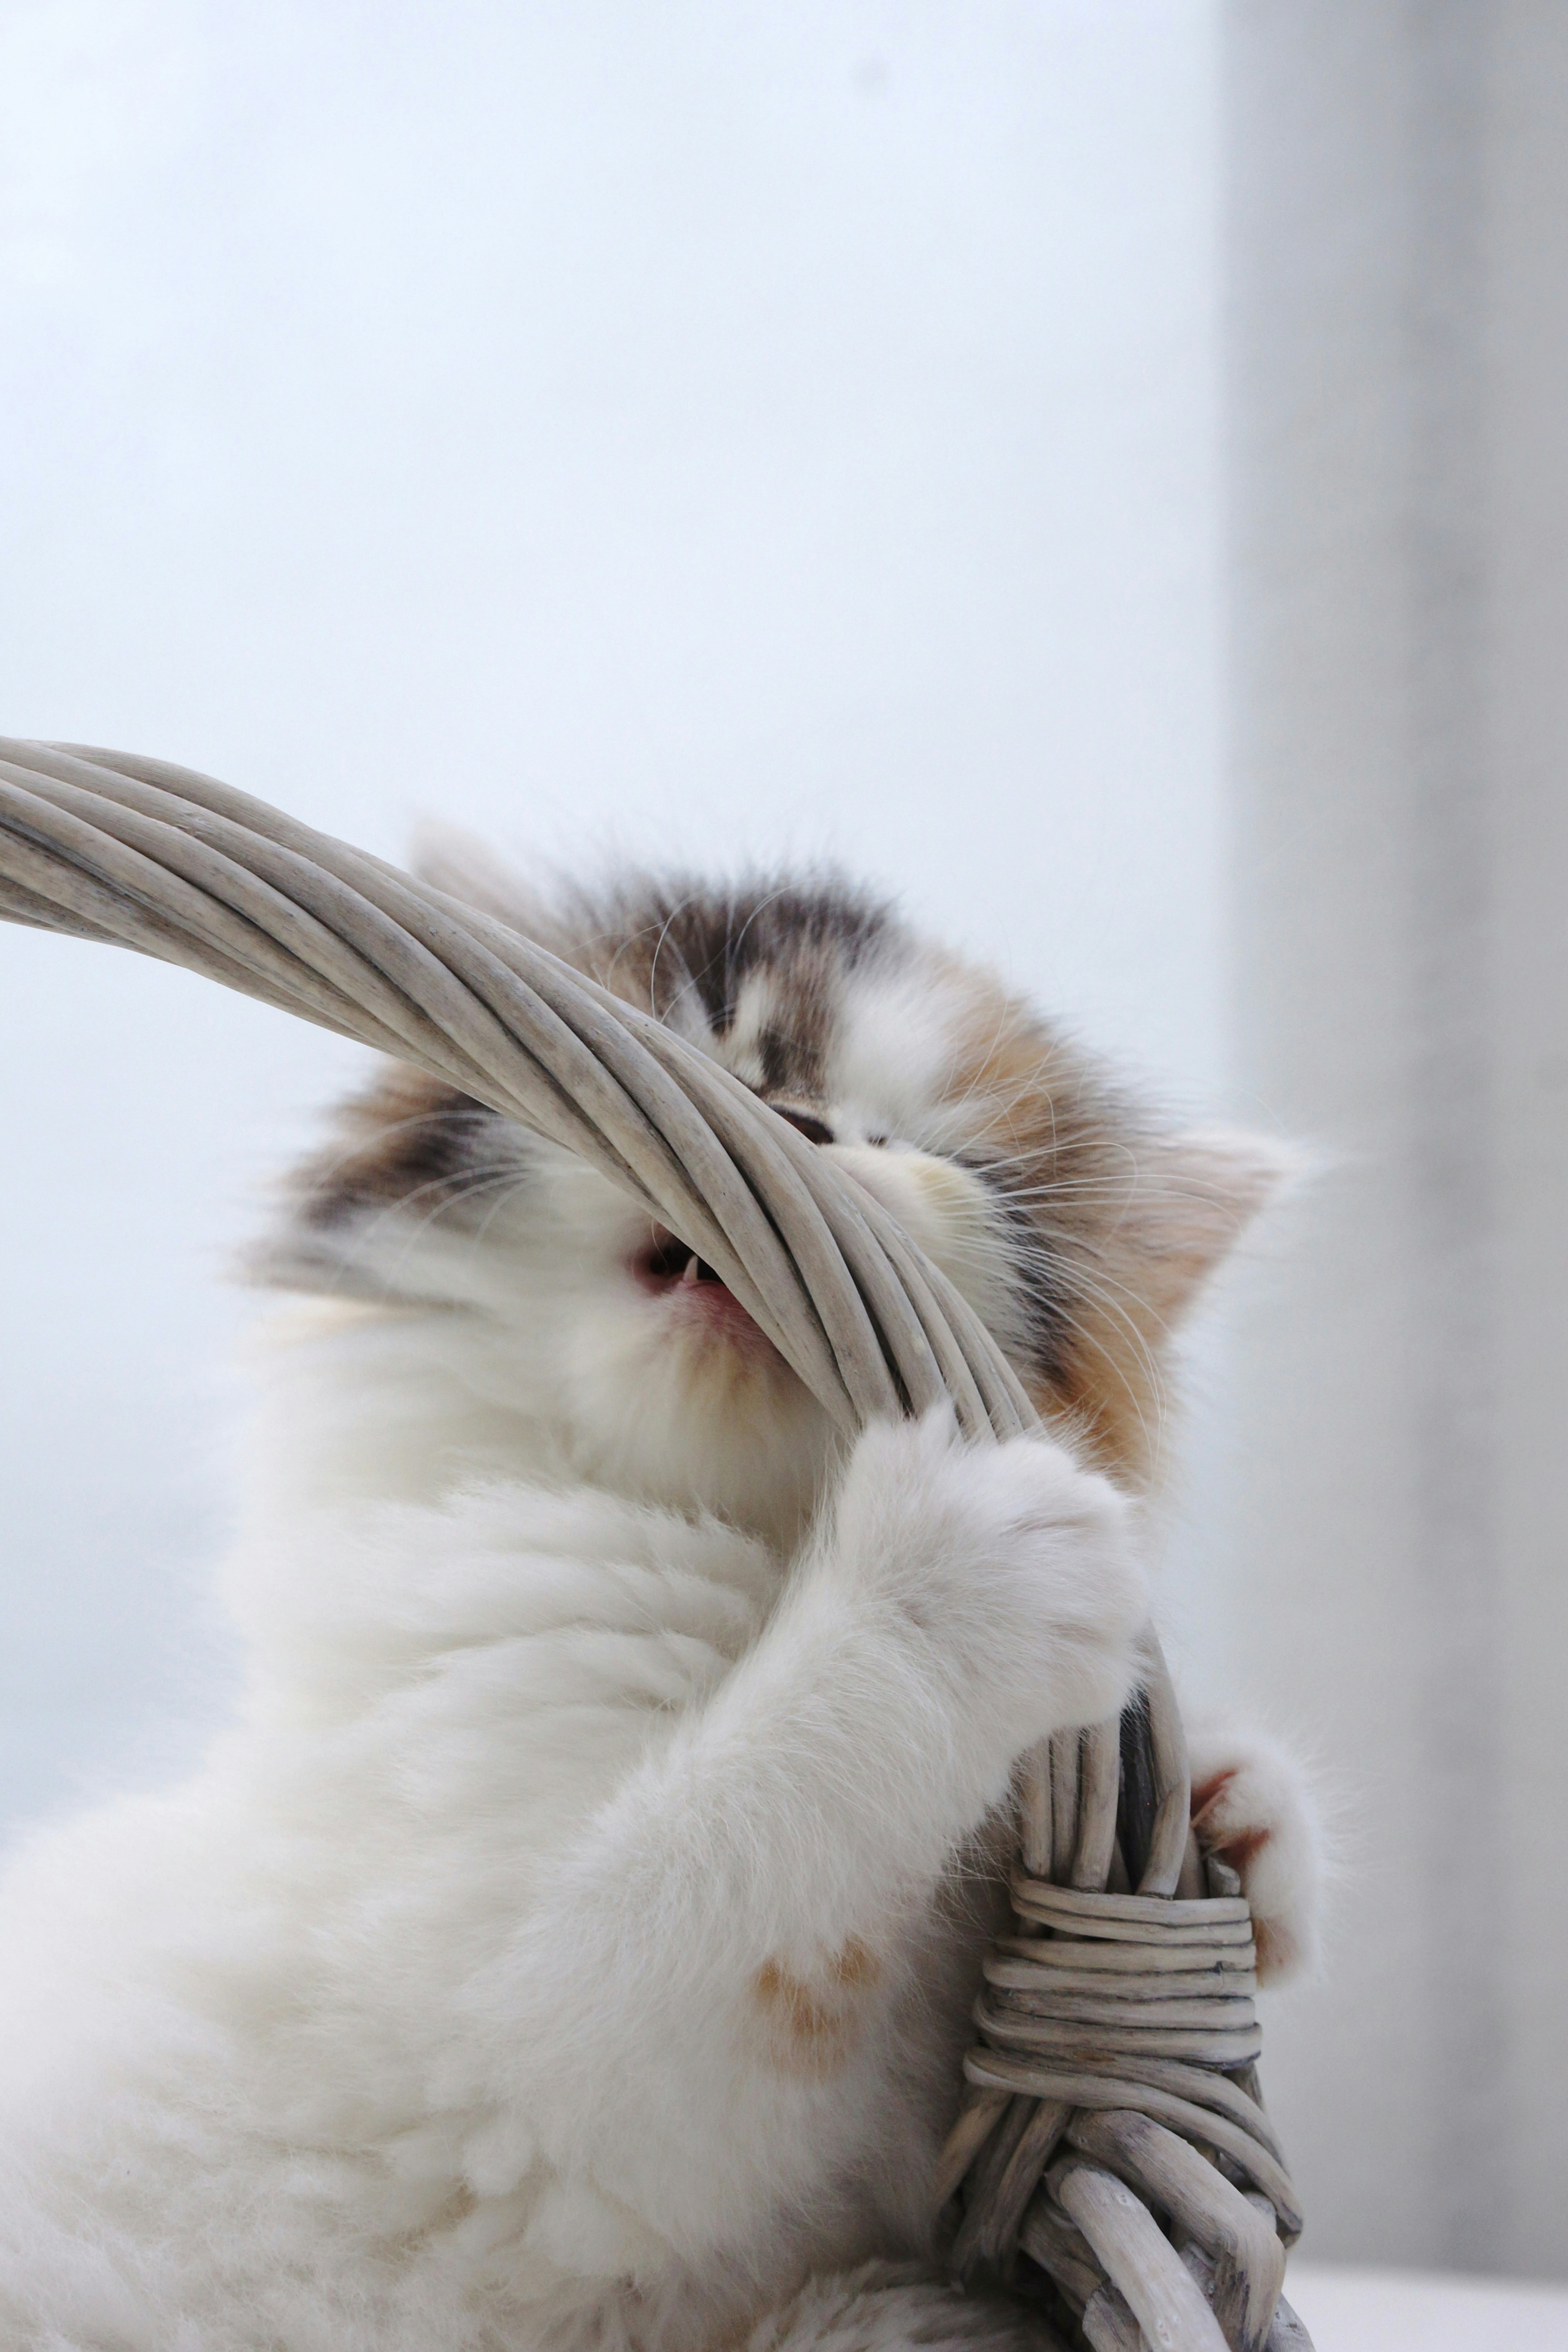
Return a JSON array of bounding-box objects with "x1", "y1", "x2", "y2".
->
[{"x1": 680, "y1": 1253, "x2": 700, "y2": 1285}]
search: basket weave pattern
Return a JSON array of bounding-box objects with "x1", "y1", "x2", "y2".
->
[{"x1": 0, "y1": 739, "x2": 1311, "y2": 2352}]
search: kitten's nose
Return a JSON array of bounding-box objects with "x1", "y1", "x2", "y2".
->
[{"x1": 769, "y1": 1103, "x2": 835, "y2": 1147}]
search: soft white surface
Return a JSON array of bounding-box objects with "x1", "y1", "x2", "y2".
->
[{"x1": 1287, "y1": 2265, "x2": 1568, "y2": 2351}]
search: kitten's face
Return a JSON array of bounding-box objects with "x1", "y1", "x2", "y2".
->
[{"x1": 260, "y1": 870, "x2": 1276, "y2": 1541}]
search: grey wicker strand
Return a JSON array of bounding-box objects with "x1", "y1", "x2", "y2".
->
[{"x1": 0, "y1": 739, "x2": 1310, "y2": 2352}]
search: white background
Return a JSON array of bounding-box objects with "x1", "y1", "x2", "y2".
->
[{"x1": 0, "y1": 0, "x2": 1225, "y2": 1826}]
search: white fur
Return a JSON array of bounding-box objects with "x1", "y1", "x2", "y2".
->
[
  {"x1": 1186, "y1": 1722, "x2": 1327, "y2": 1983},
  {"x1": 0, "y1": 1339, "x2": 1140, "y2": 2350},
  {"x1": 0, "y1": 919, "x2": 1321, "y2": 2350}
]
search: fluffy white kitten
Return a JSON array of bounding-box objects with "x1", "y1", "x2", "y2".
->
[{"x1": 0, "y1": 866, "x2": 1321, "y2": 2352}]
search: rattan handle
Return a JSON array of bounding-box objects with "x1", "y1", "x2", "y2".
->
[{"x1": 0, "y1": 738, "x2": 1304, "y2": 2350}]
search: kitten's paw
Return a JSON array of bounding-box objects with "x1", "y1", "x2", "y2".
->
[
  {"x1": 831, "y1": 1408, "x2": 1148, "y2": 1757},
  {"x1": 1188, "y1": 1725, "x2": 1325, "y2": 1985}
]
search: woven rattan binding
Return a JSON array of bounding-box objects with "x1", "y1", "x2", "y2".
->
[{"x1": 0, "y1": 739, "x2": 1312, "y2": 2351}]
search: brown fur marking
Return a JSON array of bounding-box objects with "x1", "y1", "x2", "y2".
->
[
  {"x1": 1208, "y1": 1825, "x2": 1271, "y2": 1875},
  {"x1": 752, "y1": 1938, "x2": 882, "y2": 2075},
  {"x1": 1189, "y1": 1769, "x2": 1238, "y2": 1820},
  {"x1": 941, "y1": 979, "x2": 1170, "y2": 1487}
]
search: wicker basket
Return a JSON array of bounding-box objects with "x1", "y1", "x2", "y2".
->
[{"x1": 0, "y1": 738, "x2": 1313, "y2": 2351}]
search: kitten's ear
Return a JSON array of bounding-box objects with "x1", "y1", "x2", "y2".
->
[
  {"x1": 410, "y1": 824, "x2": 571, "y2": 956},
  {"x1": 1042, "y1": 1124, "x2": 1299, "y2": 1486},
  {"x1": 1136, "y1": 1128, "x2": 1301, "y2": 1329}
]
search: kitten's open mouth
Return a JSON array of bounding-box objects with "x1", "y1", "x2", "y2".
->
[
  {"x1": 631, "y1": 1226, "x2": 765, "y2": 1346},
  {"x1": 634, "y1": 1227, "x2": 731, "y2": 1296}
]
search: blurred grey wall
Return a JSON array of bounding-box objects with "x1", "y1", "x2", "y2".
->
[
  {"x1": 1219, "y1": 0, "x2": 1568, "y2": 2282},
  {"x1": 0, "y1": 6, "x2": 1226, "y2": 1827}
]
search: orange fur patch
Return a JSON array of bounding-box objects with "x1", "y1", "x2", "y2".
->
[
  {"x1": 1191, "y1": 1768, "x2": 1271, "y2": 1896},
  {"x1": 1208, "y1": 1824, "x2": 1270, "y2": 1875},
  {"x1": 1189, "y1": 1769, "x2": 1238, "y2": 1819},
  {"x1": 942, "y1": 980, "x2": 1170, "y2": 1488},
  {"x1": 751, "y1": 1938, "x2": 882, "y2": 2076}
]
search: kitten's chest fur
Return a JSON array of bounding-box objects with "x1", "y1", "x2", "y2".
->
[{"x1": 211, "y1": 1315, "x2": 996, "y2": 2274}]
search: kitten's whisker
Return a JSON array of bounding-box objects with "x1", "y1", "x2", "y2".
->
[{"x1": 329, "y1": 1163, "x2": 535, "y2": 1291}]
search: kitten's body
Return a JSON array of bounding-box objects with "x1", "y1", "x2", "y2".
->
[{"x1": 0, "y1": 866, "x2": 1319, "y2": 2352}]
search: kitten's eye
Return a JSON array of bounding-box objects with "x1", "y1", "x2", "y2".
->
[
  {"x1": 771, "y1": 1106, "x2": 835, "y2": 1147},
  {"x1": 867, "y1": 1132, "x2": 890, "y2": 1149}
]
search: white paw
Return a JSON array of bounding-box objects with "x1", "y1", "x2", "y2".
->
[
  {"x1": 831, "y1": 1408, "x2": 1148, "y2": 1760},
  {"x1": 1187, "y1": 1725, "x2": 1325, "y2": 1985}
]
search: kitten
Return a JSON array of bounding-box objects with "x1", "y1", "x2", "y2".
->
[{"x1": 0, "y1": 859, "x2": 1321, "y2": 2352}]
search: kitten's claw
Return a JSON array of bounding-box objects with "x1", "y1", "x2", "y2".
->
[{"x1": 1188, "y1": 1726, "x2": 1325, "y2": 1985}]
